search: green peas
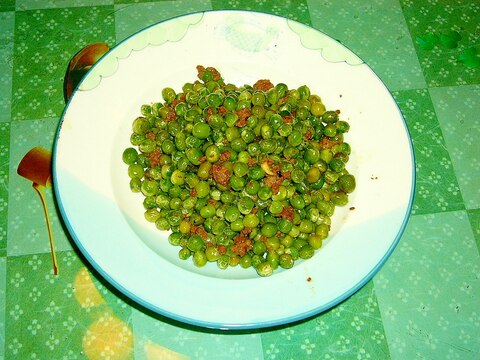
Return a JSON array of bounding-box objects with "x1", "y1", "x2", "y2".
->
[
  {"x1": 241, "y1": 181, "x2": 258, "y2": 197},
  {"x1": 141, "y1": 180, "x2": 159, "y2": 197},
  {"x1": 225, "y1": 206, "x2": 240, "y2": 222},
  {"x1": 139, "y1": 138, "x2": 156, "y2": 153},
  {"x1": 187, "y1": 235, "x2": 204, "y2": 252},
  {"x1": 170, "y1": 170, "x2": 185, "y2": 186},
  {"x1": 261, "y1": 223, "x2": 278, "y2": 238},
  {"x1": 258, "y1": 186, "x2": 273, "y2": 201},
  {"x1": 162, "y1": 87, "x2": 176, "y2": 104},
  {"x1": 339, "y1": 174, "x2": 356, "y2": 193},
  {"x1": 195, "y1": 181, "x2": 210, "y2": 198},
  {"x1": 155, "y1": 218, "x2": 170, "y2": 231},
  {"x1": 129, "y1": 178, "x2": 141, "y2": 192},
  {"x1": 256, "y1": 262, "x2": 273, "y2": 277},
  {"x1": 306, "y1": 167, "x2": 321, "y2": 184},
  {"x1": 178, "y1": 248, "x2": 191, "y2": 260},
  {"x1": 230, "y1": 175, "x2": 246, "y2": 191},
  {"x1": 278, "y1": 218, "x2": 293, "y2": 234},
  {"x1": 299, "y1": 245, "x2": 315, "y2": 259},
  {"x1": 132, "y1": 117, "x2": 150, "y2": 135},
  {"x1": 186, "y1": 147, "x2": 203, "y2": 165},
  {"x1": 269, "y1": 200, "x2": 283, "y2": 215},
  {"x1": 279, "y1": 253, "x2": 294, "y2": 269},
  {"x1": 192, "y1": 122, "x2": 211, "y2": 139},
  {"x1": 243, "y1": 213, "x2": 260, "y2": 228},
  {"x1": 193, "y1": 251, "x2": 207, "y2": 267},
  {"x1": 238, "y1": 196, "x2": 255, "y2": 215},
  {"x1": 322, "y1": 110, "x2": 338, "y2": 123},
  {"x1": 291, "y1": 169, "x2": 305, "y2": 183},
  {"x1": 240, "y1": 254, "x2": 252, "y2": 268},
  {"x1": 308, "y1": 234, "x2": 323, "y2": 249},
  {"x1": 128, "y1": 164, "x2": 144, "y2": 179},
  {"x1": 249, "y1": 166, "x2": 265, "y2": 180},
  {"x1": 197, "y1": 162, "x2": 211, "y2": 180},
  {"x1": 206, "y1": 246, "x2": 221, "y2": 262},
  {"x1": 200, "y1": 204, "x2": 216, "y2": 218},
  {"x1": 230, "y1": 218, "x2": 244, "y2": 232},
  {"x1": 288, "y1": 130, "x2": 303, "y2": 147},
  {"x1": 290, "y1": 195, "x2": 306, "y2": 209},
  {"x1": 266, "y1": 87, "x2": 279, "y2": 105},
  {"x1": 122, "y1": 148, "x2": 138, "y2": 165},
  {"x1": 125, "y1": 67, "x2": 355, "y2": 276}
]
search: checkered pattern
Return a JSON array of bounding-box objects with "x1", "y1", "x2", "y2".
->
[{"x1": 0, "y1": 0, "x2": 479, "y2": 359}]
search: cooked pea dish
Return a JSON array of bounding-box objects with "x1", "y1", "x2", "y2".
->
[{"x1": 123, "y1": 66, "x2": 356, "y2": 277}]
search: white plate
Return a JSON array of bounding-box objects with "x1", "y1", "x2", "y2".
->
[{"x1": 53, "y1": 10, "x2": 415, "y2": 329}]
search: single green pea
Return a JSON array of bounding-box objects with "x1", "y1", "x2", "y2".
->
[
  {"x1": 231, "y1": 137, "x2": 247, "y2": 152},
  {"x1": 144, "y1": 208, "x2": 161, "y2": 223},
  {"x1": 200, "y1": 204, "x2": 216, "y2": 218},
  {"x1": 230, "y1": 175, "x2": 246, "y2": 191},
  {"x1": 243, "y1": 213, "x2": 260, "y2": 228},
  {"x1": 225, "y1": 206, "x2": 240, "y2": 222},
  {"x1": 322, "y1": 110, "x2": 339, "y2": 123},
  {"x1": 261, "y1": 223, "x2": 278, "y2": 238},
  {"x1": 331, "y1": 191, "x2": 349, "y2": 206},
  {"x1": 186, "y1": 147, "x2": 203, "y2": 166},
  {"x1": 217, "y1": 255, "x2": 230, "y2": 270},
  {"x1": 288, "y1": 130, "x2": 303, "y2": 147},
  {"x1": 197, "y1": 162, "x2": 212, "y2": 180},
  {"x1": 205, "y1": 144, "x2": 220, "y2": 162},
  {"x1": 256, "y1": 262, "x2": 273, "y2": 277},
  {"x1": 155, "y1": 218, "x2": 170, "y2": 231},
  {"x1": 269, "y1": 200, "x2": 283, "y2": 215},
  {"x1": 290, "y1": 195, "x2": 306, "y2": 209},
  {"x1": 220, "y1": 191, "x2": 235, "y2": 204},
  {"x1": 187, "y1": 234, "x2": 204, "y2": 252},
  {"x1": 206, "y1": 246, "x2": 221, "y2": 262},
  {"x1": 329, "y1": 158, "x2": 345, "y2": 172},
  {"x1": 253, "y1": 241, "x2": 267, "y2": 255},
  {"x1": 192, "y1": 122, "x2": 211, "y2": 139},
  {"x1": 240, "y1": 254, "x2": 252, "y2": 268},
  {"x1": 315, "y1": 223, "x2": 330, "y2": 239},
  {"x1": 177, "y1": 247, "x2": 191, "y2": 260},
  {"x1": 339, "y1": 174, "x2": 356, "y2": 193},
  {"x1": 230, "y1": 218, "x2": 244, "y2": 232},
  {"x1": 279, "y1": 253, "x2": 294, "y2": 269},
  {"x1": 308, "y1": 234, "x2": 323, "y2": 249},
  {"x1": 258, "y1": 186, "x2": 273, "y2": 201},
  {"x1": 139, "y1": 138, "x2": 156, "y2": 153},
  {"x1": 129, "y1": 178, "x2": 141, "y2": 192},
  {"x1": 122, "y1": 148, "x2": 138, "y2": 165},
  {"x1": 140, "y1": 183, "x2": 159, "y2": 201},
  {"x1": 195, "y1": 181, "x2": 210, "y2": 198},
  {"x1": 265, "y1": 237, "x2": 280, "y2": 251},
  {"x1": 238, "y1": 196, "x2": 255, "y2": 214},
  {"x1": 324, "y1": 124, "x2": 337, "y2": 137},
  {"x1": 248, "y1": 166, "x2": 265, "y2": 180},
  {"x1": 132, "y1": 117, "x2": 151, "y2": 135},
  {"x1": 162, "y1": 87, "x2": 176, "y2": 104},
  {"x1": 278, "y1": 218, "x2": 293, "y2": 234},
  {"x1": 128, "y1": 164, "x2": 144, "y2": 179},
  {"x1": 299, "y1": 245, "x2": 315, "y2": 259},
  {"x1": 193, "y1": 251, "x2": 207, "y2": 267},
  {"x1": 170, "y1": 170, "x2": 185, "y2": 186}
]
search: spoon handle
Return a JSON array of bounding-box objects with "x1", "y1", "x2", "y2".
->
[{"x1": 33, "y1": 183, "x2": 58, "y2": 275}]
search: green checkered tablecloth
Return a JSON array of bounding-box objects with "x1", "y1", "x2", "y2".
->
[{"x1": 1, "y1": 1, "x2": 479, "y2": 359}]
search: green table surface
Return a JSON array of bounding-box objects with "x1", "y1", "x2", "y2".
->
[{"x1": 1, "y1": 0, "x2": 479, "y2": 359}]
